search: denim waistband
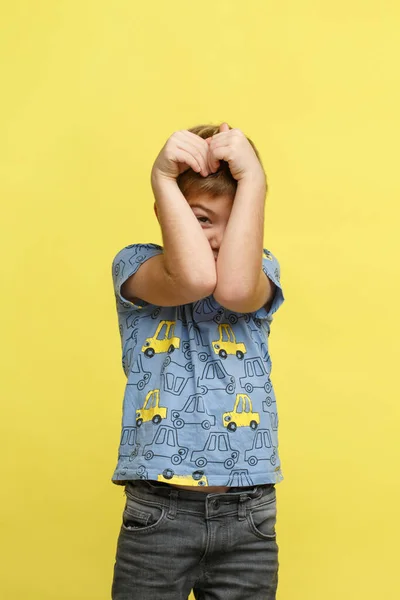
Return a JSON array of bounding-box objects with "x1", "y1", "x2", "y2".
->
[{"x1": 125, "y1": 479, "x2": 275, "y2": 503}]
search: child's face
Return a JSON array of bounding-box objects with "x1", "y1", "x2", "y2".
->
[
  {"x1": 187, "y1": 193, "x2": 234, "y2": 260},
  {"x1": 153, "y1": 193, "x2": 233, "y2": 259}
]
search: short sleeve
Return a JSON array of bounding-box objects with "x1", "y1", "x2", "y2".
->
[
  {"x1": 112, "y1": 243, "x2": 163, "y2": 312},
  {"x1": 252, "y1": 248, "x2": 285, "y2": 320}
]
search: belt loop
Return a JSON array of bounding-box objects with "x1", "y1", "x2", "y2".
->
[
  {"x1": 167, "y1": 489, "x2": 179, "y2": 520},
  {"x1": 238, "y1": 493, "x2": 248, "y2": 521}
]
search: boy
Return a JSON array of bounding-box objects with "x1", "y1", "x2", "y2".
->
[{"x1": 111, "y1": 123, "x2": 285, "y2": 600}]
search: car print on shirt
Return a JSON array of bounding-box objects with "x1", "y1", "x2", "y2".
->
[
  {"x1": 185, "y1": 322, "x2": 212, "y2": 362},
  {"x1": 136, "y1": 389, "x2": 167, "y2": 426},
  {"x1": 122, "y1": 344, "x2": 135, "y2": 376},
  {"x1": 212, "y1": 323, "x2": 246, "y2": 360},
  {"x1": 263, "y1": 395, "x2": 277, "y2": 409},
  {"x1": 192, "y1": 297, "x2": 252, "y2": 327},
  {"x1": 246, "y1": 315, "x2": 273, "y2": 364},
  {"x1": 192, "y1": 297, "x2": 224, "y2": 324},
  {"x1": 118, "y1": 464, "x2": 149, "y2": 480},
  {"x1": 136, "y1": 465, "x2": 149, "y2": 479},
  {"x1": 161, "y1": 355, "x2": 194, "y2": 396},
  {"x1": 223, "y1": 394, "x2": 260, "y2": 432},
  {"x1": 245, "y1": 429, "x2": 277, "y2": 466},
  {"x1": 259, "y1": 344, "x2": 271, "y2": 365},
  {"x1": 118, "y1": 426, "x2": 140, "y2": 461},
  {"x1": 126, "y1": 306, "x2": 161, "y2": 329},
  {"x1": 263, "y1": 410, "x2": 278, "y2": 431},
  {"x1": 113, "y1": 259, "x2": 131, "y2": 310},
  {"x1": 158, "y1": 469, "x2": 209, "y2": 486},
  {"x1": 197, "y1": 359, "x2": 236, "y2": 395},
  {"x1": 239, "y1": 357, "x2": 273, "y2": 394},
  {"x1": 143, "y1": 425, "x2": 189, "y2": 465},
  {"x1": 226, "y1": 468, "x2": 254, "y2": 487},
  {"x1": 125, "y1": 313, "x2": 140, "y2": 330},
  {"x1": 182, "y1": 340, "x2": 209, "y2": 363},
  {"x1": 191, "y1": 432, "x2": 240, "y2": 469},
  {"x1": 142, "y1": 320, "x2": 181, "y2": 358},
  {"x1": 171, "y1": 394, "x2": 216, "y2": 430},
  {"x1": 127, "y1": 355, "x2": 152, "y2": 390},
  {"x1": 219, "y1": 312, "x2": 251, "y2": 326}
]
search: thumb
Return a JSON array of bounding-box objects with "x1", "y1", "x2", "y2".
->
[{"x1": 219, "y1": 122, "x2": 230, "y2": 133}]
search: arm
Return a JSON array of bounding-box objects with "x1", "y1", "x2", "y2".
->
[
  {"x1": 214, "y1": 175, "x2": 275, "y2": 312},
  {"x1": 209, "y1": 126, "x2": 275, "y2": 312},
  {"x1": 151, "y1": 174, "x2": 216, "y2": 292},
  {"x1": 121, "y1": 130, "x2": 217, "y2": 307}
]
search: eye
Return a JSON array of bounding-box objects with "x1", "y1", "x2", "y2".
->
[{"x1": 197, "y1": 216, "x2": 210, "y2": 224}]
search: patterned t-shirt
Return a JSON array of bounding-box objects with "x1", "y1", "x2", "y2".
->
[{"x1": 111, "y1": 243, "x2": 285, "y2": 488}]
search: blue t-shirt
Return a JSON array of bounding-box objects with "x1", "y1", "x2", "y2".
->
[{"x1": 111, "y1": 243, "x2": 285, "y2": 488}]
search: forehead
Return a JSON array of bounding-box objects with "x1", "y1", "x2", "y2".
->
[{"x1": 187, "y1": 193, "x2": 233, "y2": 216}]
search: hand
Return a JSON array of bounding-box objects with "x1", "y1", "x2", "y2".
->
[
  {"x1": 205, "y1": 123, "x2": 265, "y2": 183},
  {"x1": 151, "y1": 130, "x2": 218, "y2": 182}
]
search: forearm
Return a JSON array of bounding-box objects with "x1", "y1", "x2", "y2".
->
[
  {"x1": 151, "y1": 173, "x2": 217, "y2": 289},
  {"x1": 215, "y1": 174, "x2": 266, "y2": 299}
]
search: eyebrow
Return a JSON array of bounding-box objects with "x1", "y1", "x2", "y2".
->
[{"x1": 189, "y1": 203, "x2": 217, "y2": 216}]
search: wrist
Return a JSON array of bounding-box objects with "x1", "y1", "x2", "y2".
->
[
  {"x1": 151, "y1": 169, "x2": 177, "y2": 190},
  {"x1": 237, "y1": 170, "x2": 266, "y2": 190}
]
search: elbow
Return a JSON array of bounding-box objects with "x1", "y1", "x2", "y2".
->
[
  {"x1": 189, "y1": 270, "x2": 217, "y2": 298},
  {"x1": 165, "y1": 268, "x2": 216, "y2": 303},
  {"x1": 213, "y1": 287, "x2": 257, "y2": 313},
  {"x1": 163, "y1": 257, "x2": 217, "y2": 298}
]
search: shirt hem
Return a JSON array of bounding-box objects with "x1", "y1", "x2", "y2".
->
[{"x1": 111, "y1": 468, "x2": 284, "y2": 487}]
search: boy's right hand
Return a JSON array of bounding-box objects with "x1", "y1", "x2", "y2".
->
[{"x1": 151, "y1": 130, "x2": 218, "y2": 181}]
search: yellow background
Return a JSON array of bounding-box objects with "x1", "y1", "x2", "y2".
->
[{"x1": 1, "y1": 1, "x2": 399, "y2": 598}]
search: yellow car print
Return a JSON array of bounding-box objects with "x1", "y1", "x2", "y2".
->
[
  {"x1": 142, "y1": 320, "x2": 181, "y2": 357},
  {"x1": 223, "y1": 393, "x2": 260, "y2": 432},
  {"x1": 158, "y1": 469, "x2": 209, "y2": 487},
  {"x1": 212, "y1": 323, "x2": 246, "y2": 360},
  {"x1": 136, "y1": 389, "x2": 167, "y2": 426}
]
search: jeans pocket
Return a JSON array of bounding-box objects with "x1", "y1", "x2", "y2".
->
[
  {"x1": 247, "y1": 493, "x2": 277, "y2": 540},
  {"x1": 122, "y1": 491, "x2": 166, "y2": 533}
]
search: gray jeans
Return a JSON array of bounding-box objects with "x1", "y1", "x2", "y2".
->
[{"x1": 111, "y1": 479, "x2": 279, "y2": 600}]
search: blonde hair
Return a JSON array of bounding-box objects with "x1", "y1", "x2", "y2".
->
[{"x1": 176, "y1": 123, "x2": 267, "y2": 200}]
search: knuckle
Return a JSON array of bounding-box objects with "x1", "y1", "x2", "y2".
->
[
  {"x1": 165, "y1": 137, "x2": 176, "y2": 149},
  {"x1": 194, "y1": 150, "x2": 204, "y2": 163}
]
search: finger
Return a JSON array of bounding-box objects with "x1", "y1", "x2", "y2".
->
[
  {"x1": 209, "y1": 144, "x2": 231, "y2": 164},
  {"x1": 187, "y1": 133, "x2": 211, "y2": 176},
  {"x1": 177, "y1": 136, "x2": 209, "y2": 177},
  {"x1": 209, "y1": 132, "x2": 232, "y2": 147},
  {"x1": 208, "y1": 153, "x2": 219, "y2": 173},
  {"x1": 177, "y1": 131, "x2": 210, "y2": 175},
  {"x1": 219, "y1": 122, "x2": 230, "y2": 133},
  {"x1": 177, "y1": 140, "x2": 208, "y2": 177},
  {"x1": 182, "y1": 130, "x2": 209, "y2": 146},
  {"x1": 197, "y1": 139, "x2": 212, "y2": 176},
  {"x1": 175, "y1": 148, "x2": 202, "y2": 174},
  {"x1": 208, "y1": 151, "x2": 220, "y2": 172},
  {"x1": 201, "y1": 138, "x2": 216, "y2": 172},
  {"x1": 182, "y1": 130, "x2": 211, "y2": 156}
]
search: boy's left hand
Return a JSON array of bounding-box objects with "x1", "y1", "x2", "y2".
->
[{"x1": 206, "y1": 123, "x2": 265, "y2": 184}]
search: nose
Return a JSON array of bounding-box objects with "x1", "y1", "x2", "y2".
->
[
  {"x1": 208, "y1": 229, "x2": 224, "y2": 256},
  {"x1": 210, "y1": 233, "x2": 222, "y2": 252}
]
